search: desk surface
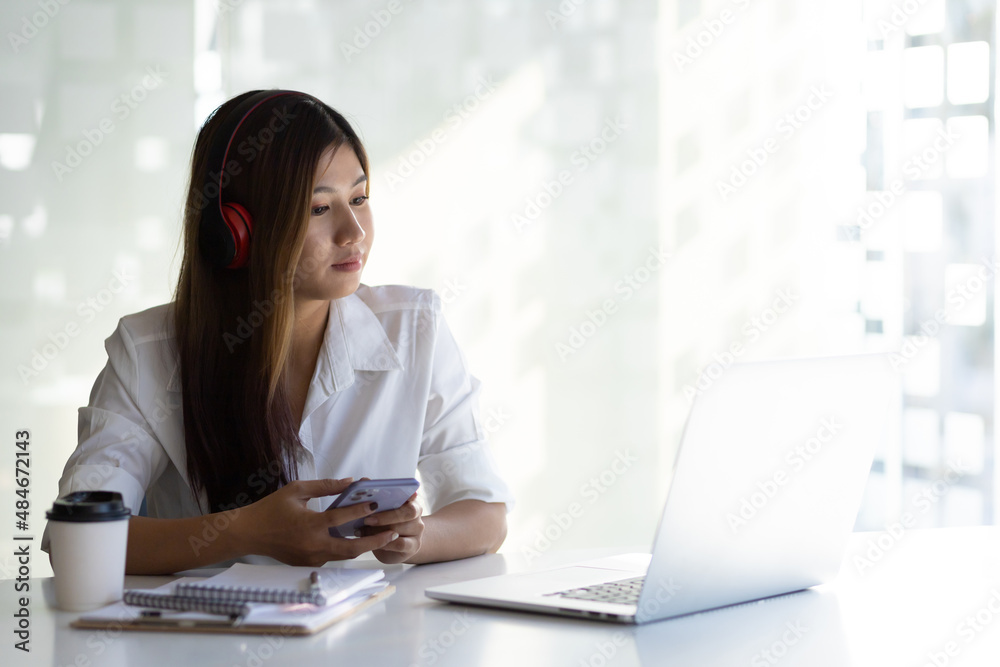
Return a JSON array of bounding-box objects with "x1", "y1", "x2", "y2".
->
[{"x1": 4, "y1": 527, "x2": 1000, "y2": 666}]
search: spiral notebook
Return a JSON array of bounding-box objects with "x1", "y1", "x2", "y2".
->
[
  {"x1": 71, "y1": 564, "x2": 393, "y2": 635},
  {"x1": 174, "y1": 563, "x2": 385, "y2": 606}
]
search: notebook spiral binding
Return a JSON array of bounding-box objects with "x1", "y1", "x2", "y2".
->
[
  {"x1": 173, "y1": 582, "x2": 327, "y2": 606},
  {"x1": 123, "y1": 590, "x2": 251, "y2": 617}
]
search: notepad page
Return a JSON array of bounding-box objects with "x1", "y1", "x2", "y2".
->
[
  {"x1": 237, "y1": 584, "x2": 388, "y2": 630},
  {"x1": 181, "y1": 563, "x2": 385, "y2": 604},
  {"x1": 77, "y1": 578, "x2": 390, "y2": 630}
]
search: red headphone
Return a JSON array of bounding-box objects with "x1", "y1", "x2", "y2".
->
[{"x1": 198, "y1": 90, "x2": 303, "y2": 269}]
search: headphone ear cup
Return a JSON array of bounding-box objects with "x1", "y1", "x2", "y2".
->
[
  {"x1": 220, "y1": 202, "x2": 253, "y2": 269},
  {"x1": 198, "y1": 209, "x2": 235, "y2": 269}
]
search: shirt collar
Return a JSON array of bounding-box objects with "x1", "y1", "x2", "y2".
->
[
  {"x1": 164, "y1": 290, "x2": 403, "y2": 400},
  {"x1": 301, "y1": 290, "x2": 404, "y2": 423}
]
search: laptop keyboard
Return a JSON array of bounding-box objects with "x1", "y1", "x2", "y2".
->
[{"x1": 546, "y1": 576, "x2": 645, "y2": 605}]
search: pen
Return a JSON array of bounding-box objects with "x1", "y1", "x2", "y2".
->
[{"x1": 137, "y1": 609, "x2": 243, "y2": 627}]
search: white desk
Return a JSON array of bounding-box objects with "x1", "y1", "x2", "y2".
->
[{"x1": 4, "y1": 527, "x2": 1000, "y2": 666}]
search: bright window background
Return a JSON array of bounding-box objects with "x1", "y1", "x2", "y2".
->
[{"x1": 0, "y1": 0, "x2": 994, "y2": 579}]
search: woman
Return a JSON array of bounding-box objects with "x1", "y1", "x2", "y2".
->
[{"x1": 41, "y1": 90, "x2": 512, "y2": 574}]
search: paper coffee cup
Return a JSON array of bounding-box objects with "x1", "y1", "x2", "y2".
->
[{"x1": 46, "y1": 491, "x2": 131, "y2": 611}]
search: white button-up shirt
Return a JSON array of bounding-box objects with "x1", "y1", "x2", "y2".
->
[{"x1": 41, "y1": 284, "x2": 513, "y2": 559}]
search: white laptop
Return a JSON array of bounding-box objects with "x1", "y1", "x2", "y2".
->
[{"x1": 426, "y1": 354, "x2": 896, "y2": 624}]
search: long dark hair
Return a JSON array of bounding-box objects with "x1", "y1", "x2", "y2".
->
[{"x1": 172, "y1": 91, "x2": 370, "y2": 513}]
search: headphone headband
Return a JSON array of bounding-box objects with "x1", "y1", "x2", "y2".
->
[{"x1": 199, "y1": 90, "x2": 307, "y2": 269}]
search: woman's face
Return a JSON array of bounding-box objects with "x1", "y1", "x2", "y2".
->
[{"x1": 294, "y1": 143, "x2": 373, "y2": 303}]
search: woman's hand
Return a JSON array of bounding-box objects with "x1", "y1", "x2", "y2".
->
[
  {"x1": 356, "y1": 493, "x2": 424, "y2": 564},
  {"x1": 237, "y1": 478, "x2": 399, "y2": 567}
]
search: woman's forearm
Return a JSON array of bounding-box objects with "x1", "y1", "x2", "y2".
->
[
  {"x1": 407, "y1": 500, "x2": 507, "y2": 565},
  {"x1": 125, "y1": 496, "x2": 507, "y2": 573},
  {"x1": 125, "y1": 510, "x2": 247, "y2": 575}
]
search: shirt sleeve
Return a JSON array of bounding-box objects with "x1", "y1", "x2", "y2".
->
[
  {"x1": 41, "y1": 321, "x2": 170, "y2": 554},
  {"x1": 417, "y1": 307, "x2": 515, "y2": 515}
]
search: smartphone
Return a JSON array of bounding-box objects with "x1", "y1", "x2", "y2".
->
[{"x1": 325, "y1": 477, "x2": 419, "y2": 538}]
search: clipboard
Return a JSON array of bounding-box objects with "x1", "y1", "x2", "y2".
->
[{"x1": 71, "y1": 584, "x2": 395, "y2": 636}]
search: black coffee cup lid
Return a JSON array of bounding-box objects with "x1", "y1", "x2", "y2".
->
[{"x1": 46, "y1": 491, "x2": 131, "y2": 522}]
